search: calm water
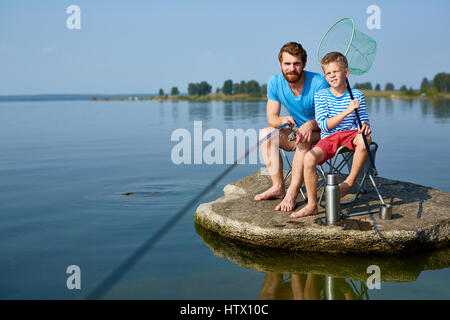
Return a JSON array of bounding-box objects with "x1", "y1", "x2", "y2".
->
[{"x1": 0, "y1": 98, "x2": 449, "y2": 299}]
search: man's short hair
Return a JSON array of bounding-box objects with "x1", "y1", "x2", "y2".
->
[
  {"x1": 320, "y1": 52, "x2": 348, "y2": 70},
  {"x1": 278, "y1": 42, "x2": 307, "y2": 64}
]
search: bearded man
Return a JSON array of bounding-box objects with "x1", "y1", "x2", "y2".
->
[{"x1": 255, "y1": 42, "x2": 329, "y2": 215}]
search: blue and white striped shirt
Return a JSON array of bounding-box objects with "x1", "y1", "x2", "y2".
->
[{"x1": 314, "y1": 88, "x2": 369, "y2": 139}]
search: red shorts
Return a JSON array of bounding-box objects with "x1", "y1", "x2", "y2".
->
[{"x1": 315, "y1": 130, "x2": 359, "y2": 165}]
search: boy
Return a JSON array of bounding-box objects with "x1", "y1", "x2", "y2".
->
[{"x1": 290, "y1": 52, "x2": 372, "y2": 218}]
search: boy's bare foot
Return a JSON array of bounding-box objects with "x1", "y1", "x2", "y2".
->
[
  {"x1": 339, "y1": 182, "x2": 352, "y2": 198},
  {"x1": 290, "y1": 204, "x2": 318, "y2": 218},
  {"x1": 254, "y1": 186, "x2": 285, "y2": 201},
  {"x1": 275, "y1": 191, "x2": 298, "y2": 212}
]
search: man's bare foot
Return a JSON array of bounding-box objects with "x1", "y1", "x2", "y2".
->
[
  {"x1": 290, "y1": 204, "x2": 318, "y2": 218},
  {"x1": 254, "y1": 186, "x2": 285, "y2": 201},
  {"x1": 339, "y1": 182, "x2": 352, "y2": 198},
  {"x1": 275, "y1": 192, "x2": 298, "y2": 212}
]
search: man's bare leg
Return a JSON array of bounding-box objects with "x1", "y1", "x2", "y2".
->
[
  {"x1": 290, "y1": 147, "x2": 325, "y2": 218},
  {"x1": 291, "y1": 274, "x2": 306, "y2": 300},
  {"x1": 304, "y1": 274, "x2": 321, "y2": 300},
  {"x1": 276, "y1": 131, "x2": 320, "y2": 212},
  {"x1": 254, "y1": 127, "x2": 294, "y2": 201},
  {"x1": 340, "y1": 134, "x2": 372, "y2": 197},
  {"x1": 260, "y1": 273, "x2": 283, "y2": 300}
]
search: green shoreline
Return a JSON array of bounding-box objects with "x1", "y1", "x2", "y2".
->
[{"x1": 92, "y1": 90, "x2": 450, "y2": 102}]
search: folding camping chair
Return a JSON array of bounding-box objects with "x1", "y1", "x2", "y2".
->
[
  {"x1": 282, "y1": 142, "x2": 385, "y2": 217},
  {"x1": 317, "y1": 141, "x2": 386, "y2": 216}
]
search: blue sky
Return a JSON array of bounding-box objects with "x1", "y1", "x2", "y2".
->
[{"x1": 0, "y1": 0, "x2": 449, "y2": 95}]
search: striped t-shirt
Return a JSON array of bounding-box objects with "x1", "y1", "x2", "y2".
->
[{"x1": 314, "y1": 88, "x2": 369, "y2": 139}]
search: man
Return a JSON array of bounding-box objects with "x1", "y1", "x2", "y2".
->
[{"x1": 254, "y1": 42, "x2": 328, "y2": 212}]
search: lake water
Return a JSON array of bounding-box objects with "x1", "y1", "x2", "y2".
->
[{"x1": 0, "y1": 97, "x2": 449, "y2": 299}]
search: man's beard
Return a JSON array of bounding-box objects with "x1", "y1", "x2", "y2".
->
[{"x1": 283, "y1": 70, "x2": 302, "y2": 83}]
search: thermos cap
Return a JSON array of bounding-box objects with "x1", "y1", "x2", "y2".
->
[{"x1": 326, "y1": 173, "x2": 339, "y2": 185}]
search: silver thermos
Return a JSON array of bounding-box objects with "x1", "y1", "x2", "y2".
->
[
  {"x1": 325, "y1": 173, "x2": 340, "y2": 225},
  {"x1": 325, "y1": 276, "x2": 337, "y2": 300}
]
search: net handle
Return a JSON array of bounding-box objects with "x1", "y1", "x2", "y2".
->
[{"x1": 316, "y1": 17, "x2": 355, "y2": 65}]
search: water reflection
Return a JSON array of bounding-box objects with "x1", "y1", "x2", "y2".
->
[
  {"x1": 420, "y1": 98, "x2": 450, "y2": 120},
  {"x1": 188, "y1": 101, "x2": 212, "y2": 122},
  {"x1": 183, "y1": 98, "x2": 450, "y2": 127},
  {"x1": 222, "y1": 101, "x2": 265, "y2": 122},
  {"x1": 366, "y1": 97, "x2": 381, "y2": 114},
  {"x1": 223, "y1": 102, "x2": 234, "y2": 121},
  {"x1": 384, "y1": 98, "x2": 394, "y2": 115},
  {"x1": 261, "y1": 273, "x2": 367, "y2": 300},
  {"x1": 195, "y1": 223, "x2": 450, "y2": 300},
  {"x1": 400, "y1": 98, "x2": 414, "y2": 112},
  {"x1": 171, "y1": 101, "x2": 179, "y2": 120}
]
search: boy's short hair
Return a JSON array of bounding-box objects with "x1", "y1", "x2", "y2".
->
[
  {"x1": 320, "y1": 52, "x2": 348, "y2": 70},
  {"x1": 278, "y1": 42, "x2": 307, "y2": 64}
]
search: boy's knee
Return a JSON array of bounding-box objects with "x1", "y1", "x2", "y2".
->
[{"x1": 356, "y1": 134, "x2": 371, "y2": 150}]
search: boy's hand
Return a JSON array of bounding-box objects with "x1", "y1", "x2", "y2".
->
[
  {"x1": 347, "y1": 99, "x2": 360, "y2": 114},
  {"x1": 359, "y1": 122, "x2": 371, "y2": 135}
]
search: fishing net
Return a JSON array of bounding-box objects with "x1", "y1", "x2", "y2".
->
[{"x1": 316, "y1": 18, "x2": 377, "y2": 75}]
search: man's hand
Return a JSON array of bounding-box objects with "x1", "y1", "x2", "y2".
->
[
  {"x1": 359, "y1": 122, "x2": 371, "y2": 135},
  {"x1": 295, "y1": 121, "x2": 314, "y2": 144},
  {"x1": 279, "y1": 116, "x2": 295, "y2": 128}
]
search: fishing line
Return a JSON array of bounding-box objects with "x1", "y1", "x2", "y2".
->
[{"x1": 86, "y1": 122, "x2": 291, "y2": 299}]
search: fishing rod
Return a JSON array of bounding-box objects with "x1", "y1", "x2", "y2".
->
[
  {"x1": 346, "y1": 78, "x2": 378, "y2": 176},
  {"x1": 86, "y1": 122, "x2": 291, "y2": 299}
]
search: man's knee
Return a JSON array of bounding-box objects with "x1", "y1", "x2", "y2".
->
[
  {"x1": 259, "y1": 127, "x2": 274, "y2": 140},
  {"x1": 304, "y1": 151, "x2": 318, "y2": 169}
]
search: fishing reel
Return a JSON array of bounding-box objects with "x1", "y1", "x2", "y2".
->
[{"x1": 288, "y1": 126, "x2": 298, "y2": 142}]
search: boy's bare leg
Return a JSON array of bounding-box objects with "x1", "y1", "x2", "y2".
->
[
  {"x1": 276, "y1": 131, "x2": 320, "y2": 212},
  {"x1": 340, "y1": 134, "x2": 372, "y2": 197},
  {"x1": 254, "y1": 127, "x2": 295, "y2": 201},
  {"x1": 290, "y1": 147, "x2": 325, "y2": 218}
]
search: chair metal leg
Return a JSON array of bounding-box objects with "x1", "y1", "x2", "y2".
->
[
  {"x1": 281, "y1": 149, "x2": 291, "y2": 182},
  {"x1": 319, "y1": 142, "x2": 385, "y2": 216}
]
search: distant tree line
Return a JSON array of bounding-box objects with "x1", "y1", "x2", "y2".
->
[
  {"x1": 353, "y1": 72, "x2": 450, "y2": 94},
  {"x1": 353, "y1": 82, "x2": 395, "y2": 91},
  {"x1": 159, "y1": 72, "x2": 450, "y2": 97},
  {"x1": 222, "y1": 79, "x2": 267, "y2": 96},
  {"x1": 188, "y1": 81, "x2": 212, "y2": 96},
  {"x1": 354, "y1": 82, "x2": 373, "y2": 90},
  {"x1": 419, "y1": 73, "x2": 449, "y2": 93}
]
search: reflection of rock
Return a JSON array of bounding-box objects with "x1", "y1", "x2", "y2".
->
[
  {"x1": 195, "y1": 170, "x2": 450, "y2": 254},
  {"x1": 195, "y1": 223, "x2": 450, "y2": 282}
]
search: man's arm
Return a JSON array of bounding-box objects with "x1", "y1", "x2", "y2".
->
[
  {"x1": 295, "y1": 119, "x2": 319, "y2": 144},
  {"x1": 266, "y1": 99, "x2": 295, "y2": 128}
]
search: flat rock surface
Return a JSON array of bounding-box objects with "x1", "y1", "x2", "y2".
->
[{"x1": 195, "y1": 171, "x2": 450, "y2": 254}]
